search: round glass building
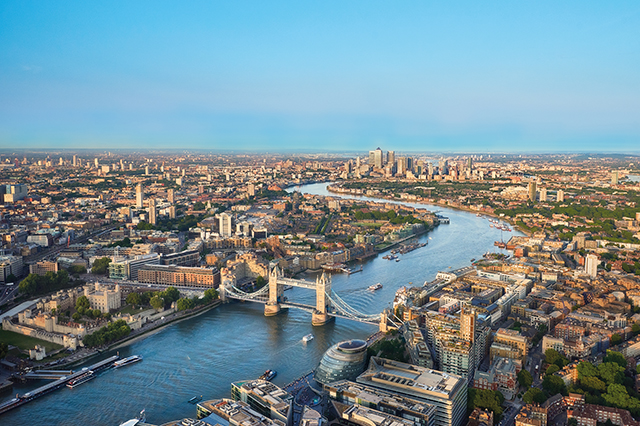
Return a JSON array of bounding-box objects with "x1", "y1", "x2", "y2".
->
[{"x1": 314, "y1": 339, "x2": 368, "y2": 385}]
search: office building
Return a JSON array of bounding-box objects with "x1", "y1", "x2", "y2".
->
[
  {"x1": 136, "y1": 183, "x2": 144, "y2": 208},
  {"x1": 369, "y1": 148, "x2": 383, "y2": 169},
  {"x1": 585, "y1": 253, "x2": 599, "y2": 278},
  {"x1": 230, "y1": 379, "x2": 292, "y2": 425},
  {"x1": 325, "y1": 380, "x2": 436, "y2": 426},
  {"x1": 356, "y1": 358, "x2": 467, "y2": 426},
  {"x1": 108, "y1": 253, "x2": 161, "y2": 281},
  {"x1": 387, "y1": 151, "x2": 395, "y2": 167},
  {"x1": 29, "y1": 261, "x2": 59, "y2": 276},
  {"x1": 527, "y1": 181, "x2": 537, "y2": 202},
  {"x1": 161, "y1": 250, "x2": 200, "y2": 267},
  {"x1": 491, "y1": 328, "x2": 528, "y2": 362},
  {"x1": 148, "y1": 198, "x2": 157, "y2": 225},
  {"x1": 539, "y1": 187, "x2": 547, "y2": 202},
  {"x1": 315, "y1": 339, "x2": 368, "y2": 385},
  {"x1": 0, "y1": 255, "x2": 24, "y2": 282},
  {"x1": 138, "y1": 264, "x2": 220, "y2": 288},
  {"x1": 3, "y1": 184, "x2": 28, "y2": 203},
  {"x1": 219, "y1": 212, "x2": 233, "y2": 237}
]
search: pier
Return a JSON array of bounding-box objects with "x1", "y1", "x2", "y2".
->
[{"x1": 0, "y1": 355, "x2": 119, "y2": 415}]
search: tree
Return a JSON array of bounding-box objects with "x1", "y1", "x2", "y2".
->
[
  {"x1": 92, "y1": 309, "x2": 102, "y2": 318},
  {"x1": 150, "y1": 295, "x2": 164, "y2": 311},
  {"x1": 76, "y1": 295, "x2": 90, "y2": 314},
  {"x1": 523, "y1": 388, "x2": 547, "y2": 404},
  {"x1": 202, "y1": 288, "x2": 219, "y2": 303},
  {"x1": 611, "y1": 333, "x2": 623, "y2": 346},
  {"x1": 92, "y1": 257, "x2": 112, "y2": 275},
  {"x1": 632, "y1": 323, "x2": 640, "y2": 336},
  {"x1": 517, "y1": 369, "x2": 533, "y2": 388},
  {"x1": 126, "y1": 292, "x2": 142, "y2": 306},
  {"x1": 69, "y1": 265, "x2": 87, "y2": 275},
  {"x1": 578, "y1": 361, "x2": 598, "y2": 378},
  {"x1": 542, "y1": 374, "x2": 567, "y2": 395},
  {"x1": 545, "y1": 348, "x2": 568, "y2": 368},
  {"x1": 5, "y1": 274, "x2": 17, "y2": 283},
  {"x1": 597, "y1": 362, "x2": 625, "y2": 385},
  {"x1": 580, "y1": 376, "x2": 606, "y2": 393},
  {"x1": 603, "y1": 350, "x2": 628, "y2": 369},
  {"x1": 0, "y1": 342, "x2": 8, "y2": 359},
  {"x1": 546, "y1": 364, "x2": 560, "y2": 376},
  {"x1": 72, "y1": 312, "x2": 81, "y2": 322},
  {"x1": 160, "y1": 286, "x2": 180, "y2": 304},
  {"x1": 467, "y1": 388, "x2": 504, "y2": 419},
  {"x1": 256, "y1": 276, "x2": 266, "y2": 288},
  {"x1": 176, "y1": 297, "x2": 194, "y2": 311}
]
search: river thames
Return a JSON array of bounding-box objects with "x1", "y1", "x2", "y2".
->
[{"x1": 1, "y1": 182, "x2": 520, "y2": 426}]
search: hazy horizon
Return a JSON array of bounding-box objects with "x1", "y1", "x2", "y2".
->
[{"x1": 1, "y1": 1, "x2": 639, "y2": 152}]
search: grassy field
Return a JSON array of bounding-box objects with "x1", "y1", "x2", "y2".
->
[
  {"x1": 354, "y1": 222, "x2": 384, "y2": 228},
  {"x1": 116, "y1": 304, "x2": 147, "y2": 316},
  {"x1": 0, "y1": 329, "x2": 64, "y2": 352}
]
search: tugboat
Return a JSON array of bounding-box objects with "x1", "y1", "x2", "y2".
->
[{"x1": 259, "y1": 370, "x2": 277, "y2": 381}]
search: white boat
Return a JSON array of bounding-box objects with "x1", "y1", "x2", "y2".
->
[
  {"x1": 113, "y1": 355, "x2": 143, "y2": 368},
  {"x1": 368, "y1": 283, "x2": 383, "y2": 291},
  {"x1": 302, "y1": 333, "x2": 314, "y2": 343}
]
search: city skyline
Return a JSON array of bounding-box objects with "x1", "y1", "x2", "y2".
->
[{"x1": 1, "y1": 1, "x2": 639, "y2": 152}]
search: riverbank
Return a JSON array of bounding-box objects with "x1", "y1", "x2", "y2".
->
[
  {"x1": 50, "y1": 299, "x2": 223, "y2": 369},
  {"x1": 324, "y1": 183, "x2": 531, "y2": 237}
]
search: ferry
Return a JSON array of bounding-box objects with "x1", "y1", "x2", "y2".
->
[
  {"x1": 259, "y1": 370, "x2": 277, "y2": 381},
  {"x1": 113, "y1": 355, "x2": 143, "y2": 369},
  {"x1": 368, "y1": 283, "x2": 383, "y2": 291},
  {"x1": 67, "y1": 371, "x2": 96, "y2": 389},
  {"x1": 302, "y1": 334, "x2": 314, "y2": 343}
]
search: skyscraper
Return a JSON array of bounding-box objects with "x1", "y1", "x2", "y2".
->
[
  {"x1": 527, "y1": 181, "x2": 537, "y2": 202},
  {"x1": 539, "y1": 187, "x2": 547, "y2": 202},
  {"x1": 369, "y1": 148, "x2": 383, "y2": 169},
  {"x1": 72, "y1": 155, "x2": 77, "y2": 167},
  {"x1": 167, "y1": 188, "x2": 175, "y2": 204},
  {"x1": 148, "y1": 198, "x2": 157, "y2": 225},
  {"x1": 585, "y1": 253, "x2": 599, "y2": 278},
  {"x1": 219, "y1": 212, "x2": 232, "y2": 237},
  {"x1": 611, "y1": 171, "x2": 619, "y2": 185},
  {"x1": 136, "y1": 184, "x2": 144, "y2": 208},
  {"x1": 387, "y1": 151, "x2": 395, "y2": 167}
]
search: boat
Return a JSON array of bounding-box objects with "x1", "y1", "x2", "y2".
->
[
  {"x1": 259, "y1": 370, "x2": 277, "y2": 381},
  {"x1": 113, "y1": 355, "x2": 143, "y2": 368},
  {"x1": 302, "y1": 334, "x2": 314, "y2": 343},
  {"x1": 119, "y1": 410, "x2": 146, "y2": 426},
  {"x1": 368, "y1": 283, "x2": 383, "y2": 291},
  {"x1": 67, "y1": 370, "x2": 96, "y2": 389},
  {"x1": 395, "y1": 258, "x2": 400, "y2": 262},
  {"x1": 188, "y1": 395, "x2": 203, "y2": 404}
]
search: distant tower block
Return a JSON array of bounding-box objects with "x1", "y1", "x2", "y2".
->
[
  {"x1": 611, "y1": 171, "x2": 619, "y2": 185},
  {"x1": 136, "y1": 184, "x2": 144, "y2": 209},
  {"x1": 557, "y1": 189, "x2": 565, "y2": 202}
]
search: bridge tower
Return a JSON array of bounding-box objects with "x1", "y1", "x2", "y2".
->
[
  {"x1": 312, "y1": 272, "x2": 334, "y2": 326},
  {"x1": 264, "y1": 266, "x2": 283, "y2": 316}
]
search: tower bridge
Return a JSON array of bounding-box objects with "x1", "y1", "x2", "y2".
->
[{"x1": 220, "y1": 266, "x2": 386, "y2": 326}]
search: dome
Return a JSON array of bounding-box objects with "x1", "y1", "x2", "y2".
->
[{"x1": 314, "y1": 339, "x2": 368, "y2": 385}]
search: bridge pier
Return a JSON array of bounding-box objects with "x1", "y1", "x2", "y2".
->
[
  {"x1": 264, "y1": 303, "x2": 282, "y2": 316},
  {"x1": 311, "y1": 310, "x2": 334, "y2": 326}
]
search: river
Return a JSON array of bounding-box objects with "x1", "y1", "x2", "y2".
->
[{"x1": 1, "y1": 182, "x2": 521, "y2": 426}]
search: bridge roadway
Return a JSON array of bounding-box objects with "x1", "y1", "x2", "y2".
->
[{"x1": 225, "y1": 293, "x2": 380, "y2": 326}]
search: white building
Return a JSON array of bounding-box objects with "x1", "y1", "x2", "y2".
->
[
  {"x1": 219, "y1": 212, "x2": 233, "y2": 237},
  {"x1": 585, "y1": 253, "x2": 599, "y2": 278},
  {"x1": 136, "y1": 183, "x2": 144, "y2": 208}
]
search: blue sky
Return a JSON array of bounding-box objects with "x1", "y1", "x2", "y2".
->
[{"x1": 1, "y1": 1, "x2": 639, "y2": 152}]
